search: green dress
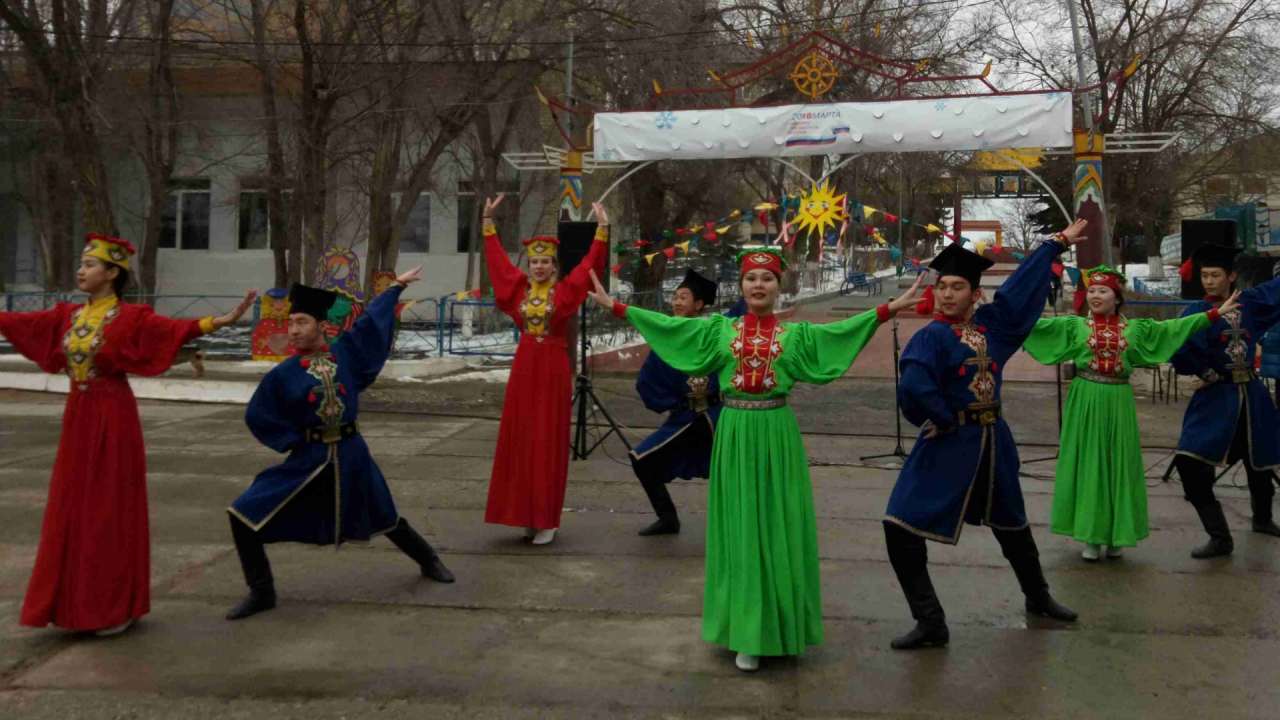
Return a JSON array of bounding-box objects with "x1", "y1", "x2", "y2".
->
[
  {"x1": 622, "y1": 305, "x2": 887, "y2": 656},
  {"x1": 1023, "y1": 312, "x2": 1212, "y2": 546}
]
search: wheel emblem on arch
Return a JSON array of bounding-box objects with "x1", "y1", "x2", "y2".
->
[{"x1": 789, "y1": 51, "x2": 840, "y2": 101}]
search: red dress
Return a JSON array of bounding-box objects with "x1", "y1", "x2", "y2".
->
[
  {"x1": 483, "y1": 226, "x2": 608, "y2": 530},
  {"x1": 0, "y1": 299, "x2": 210, "y2": 630}
]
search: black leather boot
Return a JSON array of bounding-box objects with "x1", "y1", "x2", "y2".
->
[
  {"x1": 636, "y1": 466, "x2": 680, "y2": 536},
  {"x1": 387, "y1": 519, "x2": 455, "y2": 583},
  {"x1": 885, "y1": 524, "x2": 949, "y2": 649},
  {"x1": 994, "y1": 527, "x2": 1078, "y2": 622},
  {"x1": 226, "y1": 515, "x2": 276, "y2": 621},
  {"x1": 1191, "y1": 502, "x2": 1235, "y2": 558},
  {"x1": 1248, "y1": 473, "x2": 1280, "y2": 537}
]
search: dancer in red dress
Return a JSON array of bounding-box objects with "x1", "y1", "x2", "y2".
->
[
  {"x1": 481, "y1": 195, "x2": 609, "y2": 545},
  {"x1": 0, "y1": 235, "x2": 256, "y2": 635}
]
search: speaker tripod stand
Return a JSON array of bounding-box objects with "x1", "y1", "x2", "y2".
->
[{"x1": 571, "y1": 305, "x2": 632, "y2": 460}]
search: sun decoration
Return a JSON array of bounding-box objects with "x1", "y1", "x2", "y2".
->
[
  {"x1": 789, "y1": 51, "x2": 840, "y2": 101},
  {"x1": 793, "y1": 181, "x2": 849, "y2": 239}
]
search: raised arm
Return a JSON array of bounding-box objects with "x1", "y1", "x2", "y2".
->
[
  {"x1": 1128, "y1": 308, "x2": 1220, "y2": 368},
  {"x1": 1239, "y1": 275, "x2": 1280, "y2": 336},
  {"x1": 555, "y1": 205, "x2": 611, "y2": 311},
  {"x1": 481, "y1": 194, "x2": 527, "y2": 314},
  {"x1": 336, "y1": 272, "x2": 414, "y2": 392},
  {"x1": 119, "y1": 290, "x2": 257, "y2": 377},
  {"x1": 0, "y1": 304, "x2": 71, "y2": 374}
]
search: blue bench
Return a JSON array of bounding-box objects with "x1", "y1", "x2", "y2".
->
[{"x1": 840, "y1": 272, "x2": 881, "y2": 297}]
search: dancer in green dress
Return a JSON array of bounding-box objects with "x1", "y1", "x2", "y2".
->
[
  {"x1": 1023, "y1": 266, "x2": 1240, "y2": 560},
  {"x1": 585, "y1": 250, "x2": 924, "y2": 672}
]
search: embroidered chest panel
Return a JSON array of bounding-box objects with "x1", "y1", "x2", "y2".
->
[
  {"x1": 730, "y1": 317, "x2": 785, "y2": 394},
  {"x1": 1219, "y1": 309, "x2": 1250, "y2": 369},
  {"x1": 61, "y1": 305, "x2": 121, "y2": 382},
  {"x1": 304, "y1": 355, "x2": 347, "y2": 427},
  {"x1": 953, "y1": 322, "x2": 996, "y2": 405},
  {"x1": 1085, "y1": 315, "x2": 1129, "y2": 375},
  {"x1": 518, "y1": 283, "x2": 557, "y2": 336}
]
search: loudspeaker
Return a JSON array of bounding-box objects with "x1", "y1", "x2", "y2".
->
[
  {"x1": 558, "y1": 221, "x2": 608, "y2": 292},
  {"x1": 1180, "y1": 219, "x2": 1237, "y2": 299}
]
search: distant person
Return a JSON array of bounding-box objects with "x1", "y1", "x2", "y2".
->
[
  {"x1": 0, "y1": 234, "x2": 255, "y2": 636},
  {"x1": 629, "y1": 270, "x2": 744, "y2": 537},
  {"x1": 1171, "y1": 244, "x2": 1280, "y2": 558},
  {"x1": 481, "y1": 196, "x2": 610, "y2": 546},
  {"x1": 1024, "y1": 267, "x2": 1239, "y2": 561}
]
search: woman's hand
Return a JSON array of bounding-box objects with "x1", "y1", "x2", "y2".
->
[
  {"x1": 886, "y1": 272, "x2": 927, "y2": 316},
  {"x1": 483, "y1": 193, "x2": 505, "y2": 219},
  {"x1": 1217, "y1": 290, "x2": 1242, "y2": 316},
  {"x1": 396, "y1": 265, "x2": 422, "y2": 286},
  {"x1": 592, "y1": 202, "x2": 609, "y2": 226},
  {"x1": 1058, "y1": 218, "x2": 1089, "y2": 246},
  {"x1": 213, "y1": 289, "x2": 259, "y2": 330},
  {"x1": 586, "y1": 269, "x2": 614, "y2": 311}
]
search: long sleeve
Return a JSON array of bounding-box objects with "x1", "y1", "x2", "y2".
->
[
  {"x1": 1022, "y1": 316, "x2": 1080, "y2": 366},
  {"x1": 1171, "y1": 303, "x2": 1214, "y2": 377},
  {"x1": 777, "y1": 306, "x2": 888, "y2": 385},
  {"x1": 1240, "y1": 276, "x2": 1280, "y2": 336},
  {"x1": 978, "y1": 238, "x2": 1065, "y2": 351},
  {"x1": 623, "y1": 306, "x2": 728, "y2": 378},
  {"x1": 635, "y1": 351, "x2": 682, "y2": 413},
  {"x1": 1127, "y1": 313, "x2": 1213, "y2": 367},
  {"x1": 553, "y1": 226, "x2": 610, "y2": 314},
  {"x1": 898, "y1": 332, "x2": 956, "y2": 429},
  {"x1": 483, "y1": 224, "x2": 527, "y2": 315},
  {"x1": 115, "y1": 306, "x2": 208, "y2": 377},
  {"x1": 0, "y1": 305, "x2": 70, "y2": 374},
  {"x1": 336, "y1": 283, "x2": 404, "y2": 392},
  {"x1": 245, "y1": 367, "x2": 302, "y2": 454}
]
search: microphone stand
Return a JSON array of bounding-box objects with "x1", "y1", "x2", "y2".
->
[{"x1": 860, "y1": 316, "x2": 910, "y2": 463}]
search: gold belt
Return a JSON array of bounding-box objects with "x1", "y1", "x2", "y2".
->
[
  {"x1": 1076, "y1": 370, "x2": 1130, "y2": 385},
  {"x1": 1230, "y1": 368, "x2": 1256, "y2": 384},
  {"x1": 723, "y1": 397, "x2": 788, "y2": 411},
  {"x1": 306, "y1": 420, "x2": 359, "y2": 444},
  {"x1": 956, "y1": 404, "x2": 1001, "y2": 426}
]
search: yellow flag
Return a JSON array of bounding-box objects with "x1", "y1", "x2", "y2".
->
[
  {"x1": 747, "y1": 31, "x2": 754, "y2": 49},
  {"x1": 534, "y1": 86, "x2": 549, "y2": 106},
  {"x1": 729, "y1": 209, "x2": 742, "y2": 218},
  {"x1": 1123, "y1": 53, "x2": 1142, "y2": 78},
  {"x1": 874, "y1": 233, "x2": 887, "y2": 245},
  {"x1": 926, "y1": 223, "x2": 943, "y2": 233},
  {"x1": 708, "y1": 68, "x2": 721, "y2": 83},
  {"x1": 755, "y1": 202, "x2": 779, "y2": 211},
  {"x1": 980, "y1": 60, "x2": 993, "y2": 78},
  {"x1": 862, "y1": 205, "x2": 878, "y2": 220},
  {"x1": 678, "y1": 241, "x2": 691, "y2": 254},
  {"x1": 455, "y1": 291, "x2": 468, "y2": 301},
  {"x1": 782, "y1": 24, "x2": 788, "y2": 37},
  {"x1": 645, "y1": 252, "x2": 660, "y2": 264},
  {"x1": 974, "y1": 241, "x2": 989, "y2": 256},
  {"x1": 875, "y1": 22, "x2": 881, "y2": 38},
  {"x1": 716, "y1": 226, "x2": 730, "y2": 234},
  {"x1": 652, "y1": 78, "x2": 662, "y2": 95}
]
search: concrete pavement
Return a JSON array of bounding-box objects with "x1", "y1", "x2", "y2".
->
[{"x1": 1, "y1": 387, "x2": 1278, "y2": 719}]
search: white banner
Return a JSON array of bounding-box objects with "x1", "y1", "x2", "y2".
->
[{"x1": 593, "y1": 93, "x2": 1073, "y2": 161}]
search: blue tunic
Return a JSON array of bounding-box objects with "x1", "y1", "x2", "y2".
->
[
  {"x1": 229, "y1": 285, "x2": 405, "y2": 545},
  {"x1": 885, "y1": 239, "x2": 1065, "y2": 544},
  {"x1": 1171, "y1": 277, "x2": 1280, "y2": 470},
  {"x1": 630, "y1": 303, "x2": 745, "y2": 481}
]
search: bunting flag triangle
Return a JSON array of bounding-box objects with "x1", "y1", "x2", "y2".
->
[
  {"x1": 884, "y1": 212, "x2": 900, "y2": 223},
  {"x1": 611, "y1": 263, "x2": 622, "y2": 276},
  {"x1": 729, "y1": 209, "x2": 742, "y2": 218},
  {"x1": 716, "y1": 226, "x2": 730, "y2": 234},
  {"x1": 1013, "y1": 252, "x2": 1027, "y2": 261},
  {"x1": 926, "y1": 223, "x2": 943, "y2": 233},
  {"x1": 645, "y1": 252, "x2": 660, "y2": 264},
  {"x1": 1051, "y1": 262, "x2": 1064, "y2": 277},
  {"x1": 890, "y1": 246, "x2": 903, "y2": 260},
  {"x1": 679, "y1": 241, "x2": 692, "y2": 253},
  {"x1": 862, "y1": 205, "x2": 878, "y2": 220},
  {"x1": 974, "y1": 241, "x2": 988, "y2": 256},
  {"x1": 663, "y1": 246, "x2": 676, "y2": 260}
]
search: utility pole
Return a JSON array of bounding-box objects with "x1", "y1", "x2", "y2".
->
[{"x1": 1066, "y1": 0, "x2": 1113, "y2": 268}]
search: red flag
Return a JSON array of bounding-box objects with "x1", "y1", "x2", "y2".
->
[
  {"x1": 663, "y1": 246, "x2": 676, "y2": 260},
  {"x1": 910, "y1": 258, "x2": 921, "y2": 267},
  {"x1": 674, "y1": 228, "x2": 688, "y2": 236},
  {"x1": 633, "y1": 240, "x2": 650, "y2": 247},
  {"x1": 705, "y1": 222, "x2": 715, "y2": 230},
  {"x1": 611, "y1": 263, "x2": 622, "y2": 276},
  {"x1": 702, "y1": 232, "x2": 717, "y2": 241},
  {"x1": 884, "y1": 212, "x2": 900, "y2": 223},
  {"x1": 756, "y1": 211, "x2": 768, "y2": 228},
  {"x1": 1051, "y1": 263, "x2": 1064, "y2": 277}
]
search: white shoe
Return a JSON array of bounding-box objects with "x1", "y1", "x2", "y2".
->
[
  {"x1": 1106, "y1": 546, "x2": 1124, "y2": 558},
  {"x1": 523, "y1": 527, "x2": 537, "y2": 539},
  {"x1": 531, "y1": 528, "x2": 557, "y2": 545},
  {"x1": 1081, "y1": 544, "x2": 1100, "y2": 561},
  {"x1": 735, "y1": 652, "x2": 759, "y2": 672},
  {"x1": 93, "y1": 619, "x2": 134, "y2": 637}
]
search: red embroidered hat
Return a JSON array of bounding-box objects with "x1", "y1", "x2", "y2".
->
[
  {"x1": 737, "y1": 247, "x2": 786, "y2": 278},
  {"x1": 1074, "y1": 265, "x2": 1126, "y2": 313},
  {"x1": 522, "y1": 236, "x2": 560, "y2": 259}
]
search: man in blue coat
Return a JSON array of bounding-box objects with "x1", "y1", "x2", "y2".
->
[
  {"x1": 883, "y1": 222, "x2": 1087, "y2": 650},
  {"x1": 225, "y1": 268, "x2": 454, "y2": 621},
  {"x1": 629, "y1": 270, "x2": 742, "y2": 536},
  {"x1": 1172, "y1": 243, "x2": 1280, "y2": 558}
]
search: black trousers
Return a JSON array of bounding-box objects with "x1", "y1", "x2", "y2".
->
[
  {"x1": 1177, "y1": 405, "x2": 1277, "y2": 518},
  {"x1": 630, "y1": 418, "x2": 713, "y2": 520}
]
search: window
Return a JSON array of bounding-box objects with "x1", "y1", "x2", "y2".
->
[
  {"x1": 457, "y1": 181, "x2": 520, "y2": 253},
  {"x1": 238, "y1": 188, "x2": 291, "y2": 250},
  {"x1": 394, "y1": 193, "x2": 431, "y2": 253},
  {"x1": 160, "y1": 179, "x2": 211, "y2": 250}
]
